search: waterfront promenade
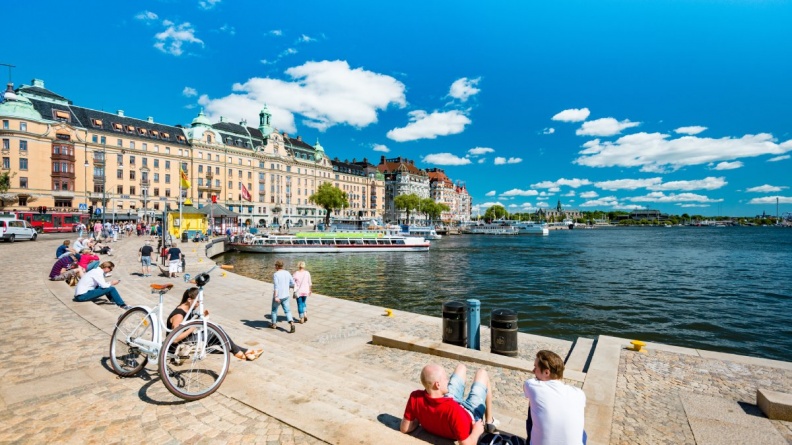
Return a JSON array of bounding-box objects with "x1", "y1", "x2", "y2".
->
[{"x1": 0, "y1": 235, "x2": 790, "y2": 444}]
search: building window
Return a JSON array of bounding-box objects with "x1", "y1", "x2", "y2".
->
[
  {"x1": 1, "y1": 139, "x2": 8, "y2": 150},
  {"x1": 100, "y1": 136, "x2": 106, "y2": 144},
  {"x1": 165, "y1": 174, "x2": 171, "y2": 184},
  {"x1": 154, "y1": 188, "x2": 160, "y2": 197},
  {"x1": 19, "y1": 158, "x2": 28, "y2": 170},
  {"x1": 130, "y1": 186, "x2": 136, "y2": 195},
  {"x1": 129, "y1": 155, "x2": 135, "y2": 165},
  {"x1": 2, "y1": 157, "x2": 9, "y2": 169},
  {"x1": 165, "y1": 160, "x2": 171, "y2": 169},
  {"x1": 142, "y1": 157, "x2": 148, "y2": 167},
  {"x1": 215, "y1": 166, "x2": 220, "y2": 174},
  {"x1": 117, "y1": 185, "x2": 123, "y2": 194},
  {"x1": 129, "y1": 171, "x2": 136, "y2": 180},
  {"x1": 228, "y1": 181, "x2": 233, "y2": 189},
  {"x1": 1, "y1": 120, "x2": 7, "y2": 129},
  {"x1": 165, "y1": 189, "x2": 171, "y2": 197},
  {"x1": 154, "y1": 173, "x2": 160, "y2": 183},
  {"x1": 117, "y1": 138, "x2": 123, "y2": 146},
  {"x1": 92, "y1": 118, "x2": 103, "y2": 127},
  {"x1": 130, "y1": 141, "x2": 135, "y2": 150},
  {"x1": 198, "y1": 165, "x2": 203, "y2": 173},
  {"x1": 92, "y1": 135, "x2": 98, "y2": 143},
  {"x1": 19, "y1": 177, "x2": 28, "y2": 188},
  {"x1": 154, "y1": 159, "x2": 159, "y2": 168},
  {"x1": 19, "y1": 140, "x2": 27, "y2": 152},
  {"x1": 117, "y1": 169, "x2": 123, "y2": 179},
  {"x1": 181, "y1": 162, "x2": 188, "y2": 172},
  {"x1": 142, "y1": 143, "x2": 147, "y2": 151}
]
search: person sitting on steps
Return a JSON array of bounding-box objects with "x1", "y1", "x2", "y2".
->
[{"x1": 401, "y1": 363, "x2": 499, "y2": 445}]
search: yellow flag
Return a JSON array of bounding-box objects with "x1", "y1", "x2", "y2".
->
[{"x1": 180, "y1": 167, "x2": 191, "y2": 189}]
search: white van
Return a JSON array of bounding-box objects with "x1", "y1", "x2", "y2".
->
[{"x1": 0, "y1": 216, "x2": 38, "y2": 242}]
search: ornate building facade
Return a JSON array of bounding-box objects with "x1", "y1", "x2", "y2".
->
[{"x1": 0, "y1": 78, "x2": 385, "y2": 228}]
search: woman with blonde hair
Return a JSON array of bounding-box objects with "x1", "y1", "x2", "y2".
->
[{"x1": 292, "y1": 261, "x2": 313, "y2": 323}]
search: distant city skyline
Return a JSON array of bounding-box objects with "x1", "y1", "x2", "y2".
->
[{"x1": 2, "y1": 0, "x2": 790, "y2": 216}]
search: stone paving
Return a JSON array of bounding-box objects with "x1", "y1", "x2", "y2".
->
[{"x1": 1, "y1": 233, "x2": 792, "y2": 444}]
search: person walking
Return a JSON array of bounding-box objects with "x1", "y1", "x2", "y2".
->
[
  {"x1": 292, "y1": 261, "x2": 313, "y2": 324},
  {"x1": 271, "y1": 260, "x2": 296, "y2": 333},
  {"x1": 139, "y1": 240, "x2": 155, "y2": 277},
  {"x1": 166, "y1": 242, "x2": 183, "y2": 278}
]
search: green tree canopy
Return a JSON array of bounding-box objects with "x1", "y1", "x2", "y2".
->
[
  {"x1": 394, "y1": 193, "x2": 421, "y2": 224},
  {"x1": 420, "y1": 198, "x2": 450, "y2": 223},
  {"x1": 484, "y1": 204, "x2": 507, "y2": 221},
  {"x1": 309, "y1": 183, "x2": 349, "y2": 226}
]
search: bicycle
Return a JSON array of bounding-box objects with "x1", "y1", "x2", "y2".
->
[{"x1": 109, "y1": 264, "x2": 233, "y2": 401}]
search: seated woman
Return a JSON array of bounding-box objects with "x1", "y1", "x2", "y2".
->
[
  {"x1": 77, "y1": 249, "x2": 101, "y2": 272},
  {"x1": 167, "y1": 287, "x2": 263, "y2": 361}
]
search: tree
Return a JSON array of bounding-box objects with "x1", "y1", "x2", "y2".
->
[
  {"x1": 309, "y1": 183, "x2": 349, "y2": 226},
  {"x1": 484, "y1": 204, "x2": 507, "y2": 221},
  {"x1": 421, "y1": 199, "x2": 450, "y2": 223},
  {"x1": 0, "y1": 171, "x2": 18, "y2": 209},
  {"x1": 394, "y1": 193, "x2": 420, "y2": 224}
]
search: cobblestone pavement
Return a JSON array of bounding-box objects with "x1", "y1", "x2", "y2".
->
[
  {"x1": 0, "y1": 237, "x2": 325, "y2": 445},
  {"x1": 612, "y1": 349, "x2": 792, "y2": 445}
]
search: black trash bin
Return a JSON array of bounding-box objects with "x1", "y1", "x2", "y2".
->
[
  {"x1": 490, "y1": 309, "x2": 518, "y2": 357},
  {"x1": 181, "y1": 231, "x2": 189, "y2": 242},
  {"x1": 442, "y1": 301, "x2": 467, "y2": 347}
]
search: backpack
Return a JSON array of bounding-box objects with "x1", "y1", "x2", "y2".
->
[{"x1": 478, "y1": 432, "x2": 527, "y2": 445}]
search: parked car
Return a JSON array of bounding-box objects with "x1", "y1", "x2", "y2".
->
[{"x1": 0, "y1": 217, "x2": 38, "y2": 242}]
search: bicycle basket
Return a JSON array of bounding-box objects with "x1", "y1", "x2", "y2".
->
[{"x1": 194, "y1": 272, "x2": 211, "y2": 287}]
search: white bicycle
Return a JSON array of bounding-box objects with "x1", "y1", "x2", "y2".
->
[{"x1": 109, "y1": 264, "x2": 233, "y2": 401}]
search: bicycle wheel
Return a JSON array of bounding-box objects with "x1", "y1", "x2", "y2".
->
[
  {"x1": 109, "y1": 308, "x2": 154, "y2": 377},
  {"x1": 158, "y1": 320, "x2": 231, "y2": 401}
]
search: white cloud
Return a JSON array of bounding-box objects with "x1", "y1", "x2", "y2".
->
[
  {"x1": 548, "y1": 187, "x2": 560, "y2": 193},
  {"x1": 387, "y1": 110, "x2": 470, "y2": 142},
  {"x1": 678, "y1": 204, "x2": 711, "y2": 208},
  {"x1": 532, "y1": 178, "x2": 592, "y2": 189},
  {"x1": 472, "y1": 201, "x2": 506, "y2": 212},
  {"x1": 768, "y1": 155, "x2": 790, "y2": 162},
  {"x1": 575, "y1": 132, "x2": 792, "y2": 173},
  {"x1": 298, "y1": 34, "x2": 316, "y2": 43},
  {"x1": 182, "y1": 86, "x2": 197, "y2": 97},
  {"x1": 614, "y1": 204, "x2": 647, "y2": 210},
  {"x1": 198, "y1": 0, "x2": 221, "y2": 10},
  {"x1": 580, "y1": 191, "x2": 599, "y2": 198},
  {"x1": 154, "y1": 21, "x2": 204, "y2": 56},
  {"x1": 218, "y1": 24, "x2": 235, "y2": 35},
  {"x1": 595, "y1": 178, "x2": 662, "y2": 191},
  {"x1": 535, "y1": 202, "x2": 549, "y2": 208},
  {"x1": 675, "y1": 126, "x2": 707, "y2": 135},
  {"x1": 509, "y1": 204, "x2": 519, "y2": 209},
  {"x1": 372, "y1": 144, "x2": 390, "y2": 153},
  {"x1": 422, "y1": 153, "x2": 472, "y2": 166},
  {"x1": 493, "y1": 157, "x2": 522, "y2": 165},
  {"x1": 576, "y1": 118, "x2": 640, "y2": 137},
  {"x1": 467, "y1": 147, "x2": 494, "y2": 156},
  {"x1": 712, "y1": 161, "x2": 744, "y2": 170},
  {"x1": 748, "y1": 196, "x2": 792, "y2": 204},
  {"x1": 627, "y1": 192, "x2": 722, "y2": 203},
  {"x1": 269, "y1": 30, "x2": 283, "y2": 36},
  {"x1": 478, "y1": 158, "x2": 485, "y2": 164},
  {"x1": 563, "y1": 191, "x2": 576, "y2": 197},
  {"x1": 135, "y1": 11, "x2": 158, "y2": 21},
  {"x1": 500, "y1": 189, "x2": 538, "y2": 197},
  {"x1": 485, "y1": 191, "x2": 496, "y2": 197},
  {"x1": 746, "y1": 184, "x2": 787, "y2": 193},
  {"x1": 543, "y1": 127, "x2": 555, "y2": 135},
  {"x1": 199, "y1": 60, "x2": 407, "y2": 133},
  {"x1": 449, "y1": 77, "x2": 481, "y2": 102},
  {"x1": 651, "y1": 177, "x2": 727, "y2": 191},
  {"x1": 552, "y1": 108, "x2": 590, "y2": 122},
  {"x1": 260, "y1": 59, "x2": 272, "y2": 65},
  {"x1": 280, "y1": 48, "x2": 298, "y2": 57}
]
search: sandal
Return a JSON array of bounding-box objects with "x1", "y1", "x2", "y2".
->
[
  {"x1": 234, "y1": 351, "x2": 247, "y2": 360},
  {"x1": 245, "y1": 349, "x2": 263, "y2": 361}
]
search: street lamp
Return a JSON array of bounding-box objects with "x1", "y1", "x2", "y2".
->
[
  {"x1": 83, "y1": 158, "x2": 89, "y2": 213},
  {"x1": 101, "y1": 142, "x2": 107, "y2": 223},
  {"x1": 140, "y1": 165, "x2": 150, "y2": 225}
]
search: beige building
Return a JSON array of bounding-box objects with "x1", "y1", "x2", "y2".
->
[
  {"x1": 0, "y1": 79, "x2": 385, "y2": 228},
  {"x1": 427, "y1": 168, "x2": 471, "y2": 224}
]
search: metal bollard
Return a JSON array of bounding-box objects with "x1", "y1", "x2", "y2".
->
[{"x1": 466, "y1": 299, "x2": 481, "y2": 350}]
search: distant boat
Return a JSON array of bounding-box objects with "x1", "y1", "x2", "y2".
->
[
  {"x1": 400, "y1": 225, "x2": 442, "y2": 240},
  {"x1": 507, "y1": 221, "x2": 549, "y2": 236},
  {"x1": 462, "y1": 223, "x2": 519, "y2": 235},
  {"x1": 229, "y1": 231, "x2": 430, "y2": 253}
]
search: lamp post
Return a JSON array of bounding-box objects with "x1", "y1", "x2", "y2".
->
[
  {"x1": 101, "y1": 142, "x2": 107, "y2": 223},
  {"x1": 140, "y1": 165, "x2": 150, "y2": 225},
  {"x1": 83, "y1": 158, "x2": 89, "y2": 215}
]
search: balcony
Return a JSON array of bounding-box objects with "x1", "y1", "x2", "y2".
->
[
  {"x1": 52, "y1": 190, "x2": 75, "y2": 198},
  {"x1": 140, "y1": 179, "x2": 151, "y2": 187},
  {"x1": 51, "y1": 153, "x2": 75, "y2": 162}
]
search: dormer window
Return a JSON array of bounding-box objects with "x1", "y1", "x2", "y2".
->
[
  {"x1": 150, "y1": 130, "x2": 159, "y2": 137},
  {"x1": 161, "y1": 132, "x2": 170, "y2": 139},
  {"x1": 91, "y1": 118, "x2": 103, "y2": 127},
  {"x1": 138, "y1": 128, "x2": 147, "y2": 136},
  {"x1": 126, "y1": 125, "x2": 135, "y2": 133},
  {"x1": 113, "y1": 123, "x2": 123, "y2": 131},
  {"x1": 53, "y1": 110, "x2": 71, "y2": 121},
  {"x1": 177, "y1": 135, "x2": 186, "y2": 143}
]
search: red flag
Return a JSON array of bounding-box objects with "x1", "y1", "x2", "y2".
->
[
  {"x1": 211, "y1": 194, "x2": 217, "y2": 204},
  {"x1": 241, "y1": 184, "x2": 252, "y2": 202}
]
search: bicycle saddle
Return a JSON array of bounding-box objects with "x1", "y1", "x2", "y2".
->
[
  {"x1": 194, "y1": 273, "x2": 211, "y2": 287},
  {"x1": 150, "y1": 283, "x2": 174, "y2": 290}
]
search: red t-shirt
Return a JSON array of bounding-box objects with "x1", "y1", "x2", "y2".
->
[{"x1": 403, "y1": 390, "x2": 472, "y2": 440}]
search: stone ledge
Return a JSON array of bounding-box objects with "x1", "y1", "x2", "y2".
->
[
  {"x1": 372, "y1": 330, "x2": 586, "y2": 383},
  {"x1": 757, "y1": 388, "x2": 792, "y2": 421}
]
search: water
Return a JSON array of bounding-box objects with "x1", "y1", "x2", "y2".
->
[{"x1": 217, "y1": 227, "x2": 792, "y2": 362}]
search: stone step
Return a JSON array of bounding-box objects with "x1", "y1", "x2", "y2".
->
[{"x1": 564, "y1": 337, "x2": 595, "y2": 373}]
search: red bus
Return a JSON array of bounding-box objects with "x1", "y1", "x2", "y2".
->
[{"x1": 16, "y1": 212, "x2": 90, "y2": 233}]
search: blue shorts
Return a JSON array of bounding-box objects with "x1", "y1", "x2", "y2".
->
[
  {"x1": 448, "y1": 373, "x2": 487, "y2": 421},
  {"x1": 141, "y1": 257, "x2": 151, "y2": 266}
]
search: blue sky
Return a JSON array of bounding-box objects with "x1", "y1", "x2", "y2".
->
[{"x1": 3, "y1": 0, "x2": 792, "y2": 217}]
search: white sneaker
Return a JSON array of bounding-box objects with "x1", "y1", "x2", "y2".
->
[{"x1": 485, "y1": 418, "x2": 500, "y2": 433}]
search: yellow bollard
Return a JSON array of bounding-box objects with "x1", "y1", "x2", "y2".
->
[
  {"x1": 198, "y1": 258, "x2": 203, "y2": 263},
  {"x1": 630, "y1": 340, "x2": 647, "y2": 353},
  {"x1": 384, "y1": 309, "x2": 394, "y2": 317},
  {"x1": 221, "y1": 272, "x2": 227, "y2": 277}
]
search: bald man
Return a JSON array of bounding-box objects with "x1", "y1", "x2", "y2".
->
[{"x1": 401, "y1": 363, "x2": 497, "y2": 445}]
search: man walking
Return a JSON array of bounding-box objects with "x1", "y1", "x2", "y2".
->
[
  {"x1": 523, "y1": 350, "x2": 587, "y2": 445},
  {"x1": 139, "y1": 240, "x2": 155, "y2": 277},
  {"x1": 271, "y1": 260, "x2": 296, "y2": 333},
  {"x1": 166, "y1": 241, "x2": 183, "y2": 278}
]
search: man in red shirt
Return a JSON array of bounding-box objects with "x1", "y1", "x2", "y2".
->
[{"x1": 401, "y1": 363, "x2": 497, "y2": 445}]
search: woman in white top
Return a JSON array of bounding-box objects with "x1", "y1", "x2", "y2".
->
[{"x1": 292, "y1": 261, "x2": 313, "y2": 323}]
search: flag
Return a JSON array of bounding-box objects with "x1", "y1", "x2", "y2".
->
[
  {"x1": 241, "y1": 183, "x2": 252, "y2": 202},
  {"x1": 179, "y1": 167, "x2": 190, "y2": 189}
]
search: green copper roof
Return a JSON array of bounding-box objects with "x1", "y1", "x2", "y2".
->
[
  {"x1": 0, "y1": 85, "x2": 42, "y2": 121},
  {"x1": 191, "y1": 109, "x2": 212, "y2": 127}
]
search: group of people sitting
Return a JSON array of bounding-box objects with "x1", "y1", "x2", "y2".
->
[{"x1": 401, "y1": 350, "x2": 586, "y2": 445}]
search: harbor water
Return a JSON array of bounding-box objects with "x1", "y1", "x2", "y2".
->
[{"x1": 217, "y1": 227, "x2": 792, "y2": 362}]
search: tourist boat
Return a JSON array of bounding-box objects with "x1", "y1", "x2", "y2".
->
[
  {"x1": 462, "y1": 223, "x2": 519, "y2": 235},
  {"x1": 509, "y1": 221, "x2": 549, "y2": 236},
  {"x1": 400, "y1": 225, "x2": 443, "y2": 240},
  {"x1": 228, "y1": 231, "x2": 430, "y2": 253}
]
